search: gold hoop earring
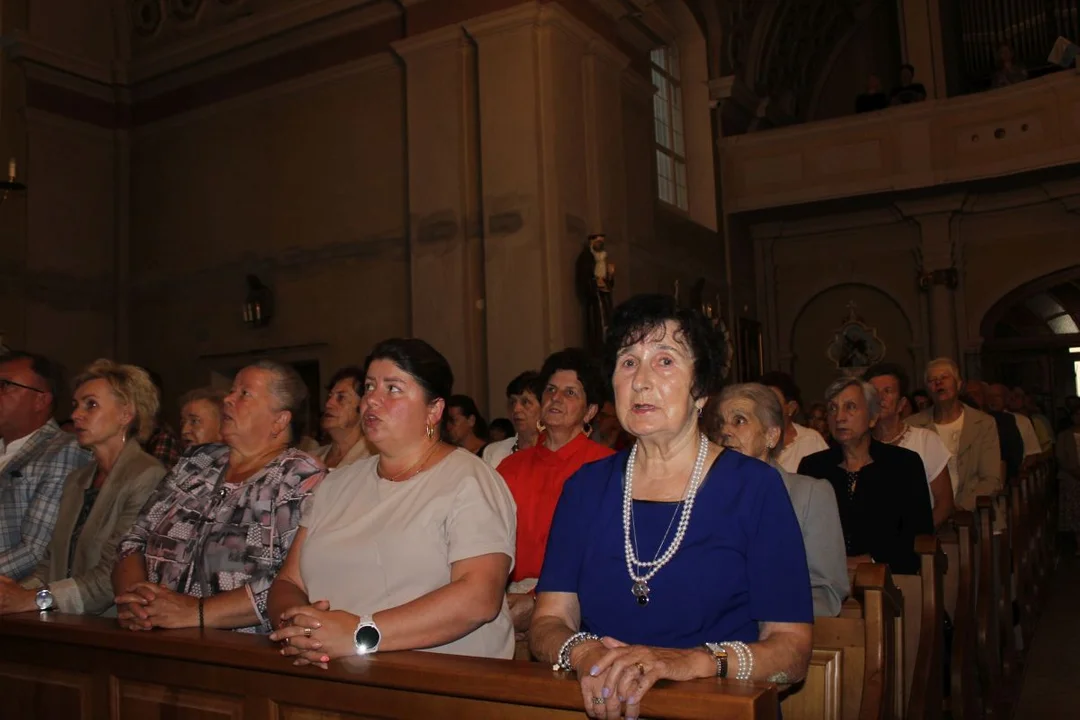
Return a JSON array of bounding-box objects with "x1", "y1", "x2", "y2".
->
[
  {"x1": 425, "y1": 424, "x2": 435, "y2": 440},
  {"x1": 536, "y1": 420, "x2": 546, "y2": 433},
  {"x1": 583, "y1": 422, "x2": 593, "y2": 437}
]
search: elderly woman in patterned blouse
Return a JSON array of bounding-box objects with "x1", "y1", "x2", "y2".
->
[{"x1": 112, "y1": 360, "x2": 326, "y2": 633}]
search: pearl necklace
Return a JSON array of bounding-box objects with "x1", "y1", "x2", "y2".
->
[{"x1": 623, "y1": 432, "x2": 709, "y2": 606}]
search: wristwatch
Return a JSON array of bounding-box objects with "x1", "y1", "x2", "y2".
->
[
  {"x1": 353, "y1": 615, "x2": 381, "y2": 655},
  {"x1": 703, "y1": 643, "x2": 728, "y2": 678},
  {"x1": 35, "y1": 587, "x2": 55, "y2": 612}
]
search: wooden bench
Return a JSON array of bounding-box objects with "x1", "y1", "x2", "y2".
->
[
  {"x1": 893, "y1": 536, "x2": 945, "y2": 720},
  {"x1": 782, "y1": 563, "x2": 901, "y2": 720},
  {"x1": 0, "y1": 613, "x2": 777, "y2": 720},
  {"x1": 940, "y1": 511, "x2": 979, "y2": 720}
]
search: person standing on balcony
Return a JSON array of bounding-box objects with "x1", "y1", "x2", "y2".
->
[
  {"x1": 992, "y1": 44, "x2": 1028, "y2": 88},
  {"x1": 890, "y1": 63, "x2": 927, "y2": 105}
]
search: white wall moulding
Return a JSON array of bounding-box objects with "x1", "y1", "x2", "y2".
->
[{"x1": 719, "y1": 71, "x2": 1080, "y2": 214}]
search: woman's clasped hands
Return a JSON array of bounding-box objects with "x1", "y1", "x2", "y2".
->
[
  {"x1": 573, "y1": 637, "x2": 706, "y2": 719},
  {"x1": 268, "y1": 599, "x2": 359, "y2": 669}
]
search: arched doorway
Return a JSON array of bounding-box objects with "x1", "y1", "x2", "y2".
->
[{"x1": 980, "y1": 265, "x2": 1080, "y2": 426}]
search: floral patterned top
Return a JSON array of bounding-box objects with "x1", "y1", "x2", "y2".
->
[{"x1": 117, "y1": 444, "x2": 326, "y2": 633}]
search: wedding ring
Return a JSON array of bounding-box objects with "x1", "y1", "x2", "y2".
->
[
  {"x1": 592, "y1": 697, "x2": 605, "y2": 705},
  {"x1": 303, "y1": 627, "x2": 312, "y2": 638},
  {"x1": 635, "y1": 662, "x2": 646, "y2": 675}
]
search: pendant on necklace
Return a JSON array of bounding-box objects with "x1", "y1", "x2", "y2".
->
[{"x1": 631, "y1": 581, "x2": 650, "y2": 606}]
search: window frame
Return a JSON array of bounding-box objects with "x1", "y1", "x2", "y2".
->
[{"x1": 650, "y1": 46, "x2": 689, "y2": 212}]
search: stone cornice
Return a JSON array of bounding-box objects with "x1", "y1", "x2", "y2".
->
[{"x1": 128, "y1": 0, "x2": 402, "y2": 85}]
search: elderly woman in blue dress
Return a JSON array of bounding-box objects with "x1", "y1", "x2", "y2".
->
[{"x1": 529, "y1": 294, "x2": 813, "y2": 719}]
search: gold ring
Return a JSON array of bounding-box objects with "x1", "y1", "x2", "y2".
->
[
  {"x1": 592, "y1": 697, "x2": 605, "y2": 705},
  {"x1": 635, "y1": 662, "x2": 646, "y2": 675},
  {"x1": 303, "y1": 627, "x2": 312, "y2": 638}
]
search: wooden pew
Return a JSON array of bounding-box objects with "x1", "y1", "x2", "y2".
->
[
  {"x1": 943, "y1": 512, "x2": 979, "y2": 720},
  {"x1": 975, "y1": 496, "x2": 1003, "y2": 718},
  {"x1": 0, "y1": 613, "x2": 776, "y2": 720},
  {"x1": 994, "y1": 490, "x2": 1021, "y2": 699},
  {"x1": 892, "y1": 536, "x2": 945, "y2": 720},
  {"x1": 782, "y1": 563, "x2": 901, "y2": 720},
  {"x1": 1009, "y1": 475, "x2": 1035, "y2": 650}
]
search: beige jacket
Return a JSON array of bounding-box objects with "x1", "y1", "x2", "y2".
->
[
  {"x1": 908, "y1": 406, "x2": 1001, "y2": 511},
  {"x1": 21, "y1": 441, "x2": 165, "y2": 614}
]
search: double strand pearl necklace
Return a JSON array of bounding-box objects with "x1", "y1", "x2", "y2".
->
[{"x1": 623, "y1": 432, "x2": 709, "y2": 606}]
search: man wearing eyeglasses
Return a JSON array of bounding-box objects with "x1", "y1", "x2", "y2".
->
[{"x1": 0, "y1": 351, "x2": 90, "y2": 581}]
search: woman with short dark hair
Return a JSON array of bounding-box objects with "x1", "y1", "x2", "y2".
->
[
  {"x1": 267, "y1": 339, "x2": 517, "y2": 664},
  {"x1": 113, "y1": 360, "x2": 326, "y2": 633},
  {"x1": 531, "y1": 295, "x2": 812, "y2": 719},
  {"x1": 497, "y1": 348, "x2": 613, "y2": 638},
  {"x1": 314, "y1": 366, "x2": 373, "y2": 469},
  {"x1": 444, "y1": 394, "x2": 488, "y2": 455},
  {"x1": 482, "y1": 371, "x2": 545, "y2": 469}
]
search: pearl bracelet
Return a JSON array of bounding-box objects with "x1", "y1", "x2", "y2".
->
[
  {"x1": 553, "y1": 632, "x2": 600, "y2": 672},
  {"x1": 719, "y1": 641, "x2": 754, "y2": 681}
]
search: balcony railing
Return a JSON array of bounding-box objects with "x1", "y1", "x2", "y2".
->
[{"x1": 719, "y1": 69, "x2": 1080, "y2": 214}]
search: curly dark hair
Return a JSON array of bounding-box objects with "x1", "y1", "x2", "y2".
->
[
  {"x1": 603, "y1": 294, "x2": 724, "y2": 401},
  {"x1": 539, "y1": 348, "x2": 607, "y2": 409}
]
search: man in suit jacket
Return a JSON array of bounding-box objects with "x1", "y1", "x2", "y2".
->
[
  {"x1": 0, "y1": 352, "x2": 90, "y2": 580},
  {"x1": 965, "y1": 380, "x2": 1024, "y2": 480},
  {"x1": 908, "y1": 358, "x2": 1001, "y2": 511}
]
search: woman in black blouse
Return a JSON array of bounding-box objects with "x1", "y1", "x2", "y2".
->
[{"x1": 798, "y1": 377, "x2": 932, "y2": 575}]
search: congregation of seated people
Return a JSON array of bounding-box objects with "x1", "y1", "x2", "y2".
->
[{"x1": 0, "y1": 292, "x2": 1064, "y2": 719}]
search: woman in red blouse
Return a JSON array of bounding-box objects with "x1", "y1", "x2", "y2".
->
[{"x1": 498, "y1": 348, "x2": 614, "y2": 637}]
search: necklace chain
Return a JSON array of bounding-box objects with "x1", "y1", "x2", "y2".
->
[
  {"x1": 623, "y1": 433, "x2": 709, "y2": 604},
  {"x1": 378, "y1": 441, "x2": 440, "y2": 482}
]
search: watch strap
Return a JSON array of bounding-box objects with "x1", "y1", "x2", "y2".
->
[{"x1": 703, "y1": 643, "x2": 728, "y2": 678}]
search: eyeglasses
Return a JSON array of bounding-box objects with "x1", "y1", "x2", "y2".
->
[{"x1": 0, "y1": 379, "x2": 45, "y2": 395}]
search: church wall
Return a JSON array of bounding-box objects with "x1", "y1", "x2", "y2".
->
[
  {"x1": 755, "y1": 179, "x2": 1080, "y2": 404},
  {"x1": 127, "y1": 56, "x2": 407, "y2": 413}
]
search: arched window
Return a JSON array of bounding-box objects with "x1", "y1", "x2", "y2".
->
[{"x1": 651, "y1": 46, "x2": 688, "y2": 211}]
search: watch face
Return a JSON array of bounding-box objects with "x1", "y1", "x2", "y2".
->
[
  {"x1": 355, "y1": 625, "x2": 380, "y2": 654},
  {"x1": 35, "y1": 590, "x2": 54, "y2": 611}
]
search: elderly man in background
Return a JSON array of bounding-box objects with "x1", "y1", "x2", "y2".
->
[
  {"x1": 0, "y1": 351, "x2": 91, "y2": 580},
  {"x1": 988, "y1": 384, "x2": 1040, "y2": 470},
  {"x1": 967, "y1": 380, "x2": 1024, "y2": 481},
  {"x1": 908, "y1": 358, "x2": 1001, "y2": 511}
]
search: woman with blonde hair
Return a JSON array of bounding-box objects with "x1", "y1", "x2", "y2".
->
[{"x1": 0, "y1": 360, "x2": 166, "y2": 615}]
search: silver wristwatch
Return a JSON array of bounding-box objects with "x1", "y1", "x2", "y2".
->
[
  {"x1": 35, "y1": 587, "x2": 55, "y2": 612},
  {"x1": 353, "y1": 614, "x2": 381, "y2": 655}
]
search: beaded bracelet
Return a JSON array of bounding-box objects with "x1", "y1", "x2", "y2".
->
[
  {"x1": 198, "y1": 597, "x2": 205, "y2": 631},
  {"x1": 719, "y1": 641, "x2": 754, "y2": 681},
  {"x1": 553, "y1": 632, "x2": 600, "y2": 672}
]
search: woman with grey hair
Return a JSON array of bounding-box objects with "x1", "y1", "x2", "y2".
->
[
  {"x1": 798, "y1": 377, "x2": 932, "y2": 575},
  {"x1": 112, "y1": 360, "x2": 327, "y2": 633},
  {"x1": 710, "y1": 384, "x2": 849, "y2": 616}
]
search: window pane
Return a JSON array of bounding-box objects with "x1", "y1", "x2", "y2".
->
[
  {"x1": 669, "y1": 49, "x2": 680, "y2": 80},
  {"x1": 652, "y1": 69, "x2": 664, "y2": 96},
  {"x1": 650, "y1": 48, "x2": 666, "y2": 71},
  {"x1": 1026, "y1": 294, "x2": 1065, "y2": 318},
  {"x1": 675, "y1": 161, "x2": 688, "y2": 210},
  {"x1": 673, "y1": 128, "x2": 684, "y2": 156},
  {"x1": 655, "y1": 121, "x2": 670, "y2": 147},
  {"x1": 656, "y1": 150, "x2": 673, "y2": 180},
  {"x1": 1049, "y1": 314, "x2": 1080, "y2": 334},
  {"x1": 673, "y1": 86, "x2": 683, "y2": 111}
]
